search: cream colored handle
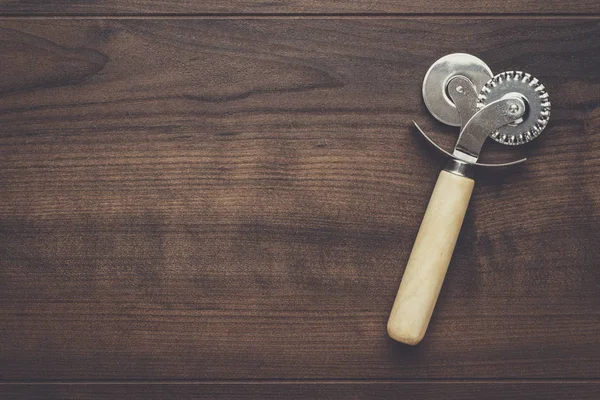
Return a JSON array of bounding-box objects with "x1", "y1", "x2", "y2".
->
[{"x1": 387, "y1": 170, "x2": 474, "y2": 345}]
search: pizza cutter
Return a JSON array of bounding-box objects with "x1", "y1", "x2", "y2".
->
[{"x1": 387, "y1": 53, "x2": 551, "y2": 345}]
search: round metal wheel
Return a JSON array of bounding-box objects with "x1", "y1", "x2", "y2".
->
[{"x1": 422, "y1": 53, "x2": 493, "y2": 127}]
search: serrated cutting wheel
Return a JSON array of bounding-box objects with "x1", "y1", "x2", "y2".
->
[{"x1": 477, "y1": 71, "x2": 551, "y2": 145}]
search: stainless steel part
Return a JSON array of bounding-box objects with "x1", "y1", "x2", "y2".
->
[
  {"x1": 422, "y1": 53, "x2": 493, "y2": 127},
  {"x1": 412, "y1": 121, "x2": 527, "y2": 167},
  {"x1": 444, "y1": 158, "x2": 474, "y2": 179},
  {"x1": 478, "y1": 71, "x2": 551, "y2": 145},
  {"x1": 453, "y1": 97, "x2": 526, "y2": 163},
  {"x1": 447, "y1": 76, "x2": 479, "y2": 128}
]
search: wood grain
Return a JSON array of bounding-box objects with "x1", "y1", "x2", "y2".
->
[
  {"x1": 0, "y1": 1, "x2": 599, "y2": 15},
  {"x1": 1, "y1": 382, "x2": 599, "y2": 400},
  {"x1": 0, "y1": 16, "x2": 599, "y2": 393}
]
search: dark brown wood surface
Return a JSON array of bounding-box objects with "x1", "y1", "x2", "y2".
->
[
  {"x1": 1, "y1": 1, "x2": 600, "y2": 15},
  {"x1": 2, "y1": 382, "x2": 599, "y2": 399},
  {"x1": 0, "y1": 6, "x2": 599, "y2": 400}
]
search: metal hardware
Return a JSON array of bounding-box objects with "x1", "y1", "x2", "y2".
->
[
  {"x1": 416, "y1": 54, "x2": 550, "y2": 168},
  {"x1": 447, "y1": 76, "x2": 479, "y2": 128},
  {"x1": 444, "y1": 158, "x2": 475, "y2": 179},
  {"x1": 422, "y1": 53, "x2": 493, "y2": 127},
  {"x1": 453, "y1": 97, "x2": 525, "y2": 163},
  {"x1": 412, "y1": 121, "x2": 527, "y2": 168}
]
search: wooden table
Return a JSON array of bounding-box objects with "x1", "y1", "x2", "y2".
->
[{"x1": 1, "y1": 1, "x2": 599, "y2": 398}]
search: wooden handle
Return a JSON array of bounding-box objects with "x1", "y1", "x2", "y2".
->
[{"x1": 387, "y1": 170, "x2": 474, "y2": 345}]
